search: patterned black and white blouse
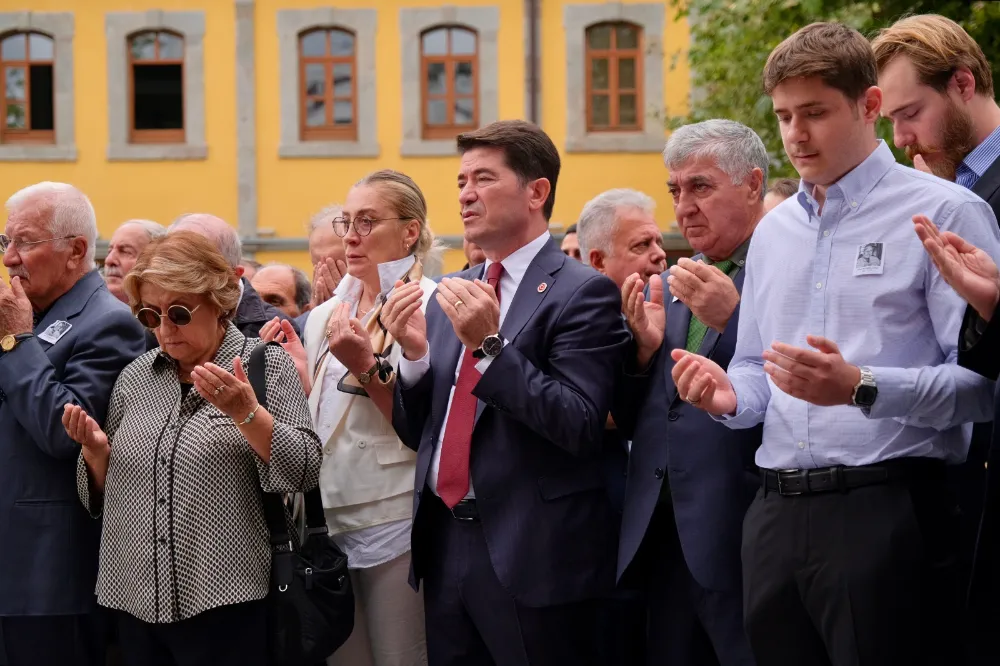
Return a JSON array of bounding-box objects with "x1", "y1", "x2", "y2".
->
[{"x1": 77, "y1": 324, "x2": 321, "y2": 624}]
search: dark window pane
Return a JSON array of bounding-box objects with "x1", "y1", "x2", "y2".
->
[
  {"x1": 130, "y1": 33, "x2": 156, "y2": 60},
  {"x1": 334, "y1": 100, "x2": 352, "y2": 125},
  {"x1": 333, "y1": 63, "x2": 351, "y2": 96},
  {"x1": 618, "y1": 58, "x2": 636, "y2": 89},
  {"x1": 158, "y1": 33, "x2": 183, "y2": 60},
  {"x1": 2, "y1": 34, "x2": 25, "y2": 60},
  {"x1": 616, "y1": 24, "x2": 639, "y2": 49},
  {"x1": 591, "y1": 58, "x2": 609, "y2": 91},
  {"x1": 5, "y1": 101, "x2": 25, "y2": 128},
  {"x1": 426, "y1": 98, "x2": 447, "y2": 126},
  {"x1": 455, "y1": 61, "x2": 474, "y2": 95},
  {"x1": 300, "y1": 31, "x2": 326, "y2": 57},
  {"x1": 451, "y1": 28, "x2": 476, "y2": 55},
  {"x1": 426, "y1": 61, "x2": 446, "y2": 95},
  {"x1": 590, "y1": 94, "x2": 609, "y2": 127},
  {"x1": 28, "y1": 34, "x2": 53, "y2": 61},
  {"x1": 422, "y1": 28, "x2": 447, "y2": 56},
  {"x1": 330, "y1": 30, "x2": 354, "y2": 56},
  {"x1": 587, "y1": 25, "x2": 611, "y2": 49},
  {"x1": 5, "y1": 67, "x2": 24, "y2": 100},
  {"x1": 132, "y1": 64, "x2": 183, "y2": 130},
  {"x1": 455, "y1": 98, "x2": 474, "y2": 125},
  {"x1": 305, "y1": 63, "x2": 325, "y2": 96},
  {"x1": 29, "y1": 64, "x2": 54, "y2": 130},
  {"x1": 620, "y1": 93, "x2": 637, "y2": 125},
  {"x1": 305, "y1": 98, "x2": 325, "y2": 126}
]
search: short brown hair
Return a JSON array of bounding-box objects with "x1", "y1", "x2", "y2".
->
[
  {"x1": 872, "y1": 14, "x2": 993, "y2": 97},
  {"x1": 763, "y1": 22, "x2": 877, "y2": 100},
  {"x1": 768, "y1": 178, "x2": 799, "y2": 198},
  {"x1": 123, "y1": 230, "x2": 241, "y2": 320},
  {"x1": 456, "y1": 120, "x2": 561, "y2": 220}
]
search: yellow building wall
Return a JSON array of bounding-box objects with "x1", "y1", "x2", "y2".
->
[{"x1": 0, "y1": 0, "x2": 688, "y2": 279}]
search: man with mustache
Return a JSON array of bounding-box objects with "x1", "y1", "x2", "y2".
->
[
  {"x1": 0, "y1": 182, "x2": 146, "y2": 665},
  {"x1": 873, "y1": 17, "x2": 1000, "y2": 632},
  {"x1": 103, "y1": 219, "x2": 166, "y2": 303}
]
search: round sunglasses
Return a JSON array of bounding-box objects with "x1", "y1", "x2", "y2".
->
[{"x1": 136, "y1": 304, "x2": 201, "y2": 330}]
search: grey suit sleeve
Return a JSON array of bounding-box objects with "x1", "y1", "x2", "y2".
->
[
  {"x1": 0, "y1": 308, "x2": 146, "y2": 460},
  {"x1": 473, "y1": 274, "x2": 631, "y2": 456}
]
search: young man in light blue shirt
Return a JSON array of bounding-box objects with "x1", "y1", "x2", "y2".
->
[{"x1": 672, "y1": 22, "x2": 1000, "y2": 666}]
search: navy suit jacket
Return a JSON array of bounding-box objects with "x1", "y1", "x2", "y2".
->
[
  {"x1": 0, "y1": 271, "x2": 146, "y2": 615},
  {"x1": 393, "y1": 239, "x2": 631, "y2": 607},
  {"x1": 614, "y1": 263, "x2": 760, "y2": 591}
]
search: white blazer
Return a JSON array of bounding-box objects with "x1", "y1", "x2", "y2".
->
[{"x1": 304, "y1": 274, "x2": 437, "y2": 531}]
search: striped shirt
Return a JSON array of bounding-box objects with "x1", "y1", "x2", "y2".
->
[{"x1": 956, "y1": 124, "x2": 1000, "y2": 190}]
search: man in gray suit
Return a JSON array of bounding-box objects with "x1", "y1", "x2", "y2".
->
[{"x1": 0, "y1": 182, "x2": 147, "y2": 665}]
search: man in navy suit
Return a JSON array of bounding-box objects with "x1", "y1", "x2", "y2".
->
[
  {"x1": 384, "y1": 120, "x2": 630, "y2": 666},
  {"x1": 615, "y1": 120, "x2": 766, "y2": 666},
  {"x1": 0, "y1": 182, "x2": 147, "y2": 665}
]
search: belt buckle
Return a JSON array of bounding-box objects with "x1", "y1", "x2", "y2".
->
[
  {"x1": 776, "y1": 469, "x2": 805, "y2": 497},
  {"x1": 449, "y1": 502, "x2": 476, "y2": 521}
]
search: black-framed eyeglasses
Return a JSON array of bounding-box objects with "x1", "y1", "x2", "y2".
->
[
  {"x1": 331, "y1": 216, "x2": 407, "y2": 238},
  {"x1": 136, "y1": 304, "x2": 202, "y2": 329},
  {"x1": 0, "y1": 234, "x2": 78, "y2": 253}
]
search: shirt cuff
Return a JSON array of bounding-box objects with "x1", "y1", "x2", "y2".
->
[
  {"x1": 398, "y1": 351, "x2": 430, "y2": 388},
  {"x1": 864, "y1": 366, "x2": 914, "y2": 421},
  {"x1": 473, "y1": 338, "x2": 510, "y2": 374}
]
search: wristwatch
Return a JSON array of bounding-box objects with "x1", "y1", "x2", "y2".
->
[
  {"x1": 0, "y1": 333, "x2": 33, "y2": 353},
  {"x1": 356, "y1": 361, "x2": 380, "y2": 385},
  {"x1": 851, "y1": 366, "x2": 878, "y2": 410},
  {"x1": 472, "y1": 333, "x2": 504, "y2": 360}
]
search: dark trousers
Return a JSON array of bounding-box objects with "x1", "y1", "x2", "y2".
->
[
  {"x1": 116, "y1": 599, "x2": 267, "y2": 666},
  {"x1": 0, "y1": 613, "x2": 106, "y2": 666},
  {"x1": 742, "y1": 472, "x2": 964, "y2": 666},
  {"x1": 421, "y1": 492, "x2": 602, "y2": 666},
  {"x1": 626, "y1": 501, "x2": 754, "y2": 666}
]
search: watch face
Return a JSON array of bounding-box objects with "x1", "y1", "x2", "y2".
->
[
  {"x1": 855, "y1": 385, "x2": 877, "y2": 407},
  {"x1": 0, "y1": 335, "x2": 14, "y2": 352},
  {"x1": 482, "y1": 335, "x2": 503, "y2": 357}
]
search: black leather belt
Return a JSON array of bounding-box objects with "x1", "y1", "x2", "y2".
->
[
  {"x1": 762, "y1": 458, "x2": 945, "y2": 497},
  {"x1": 449, "y1": 498, "x2": 479, "y2": 521}
]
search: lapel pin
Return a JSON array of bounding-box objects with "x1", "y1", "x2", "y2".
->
[{"x1": 537, "y1": 282, "x2": 548, "y2": 293}]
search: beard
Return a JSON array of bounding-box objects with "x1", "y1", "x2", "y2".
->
[{"x1": 903, "y1": 99, "x2": 976, "y2": 182}]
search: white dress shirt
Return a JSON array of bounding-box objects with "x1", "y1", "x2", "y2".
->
[
  {"x1": 399, "y1": 231, "x2": 552, "y2": 499},
  {"x1": 315, "y1": 255, "x2": 417, "y2": 568}
]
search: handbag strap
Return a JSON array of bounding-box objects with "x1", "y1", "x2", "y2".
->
[{"x1": 247, "y1": 343, "x2": 330, "y2": 551}]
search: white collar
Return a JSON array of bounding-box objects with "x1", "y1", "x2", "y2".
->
[
  {"x1": 333, "y1": 254, "x2": 417, "y2": 305},
  {"x1": 481, "y1": 231, "x2": 551, "y2": 287}
]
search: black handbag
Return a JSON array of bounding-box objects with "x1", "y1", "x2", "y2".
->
[{"x1": 247, "y1": 342, "x2": 355, "y2": 666}]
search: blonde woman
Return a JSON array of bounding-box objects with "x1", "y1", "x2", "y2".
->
[
  {"x1": 63, "y1": 231, "x2": 321, "y2": 666},
  {"x1": 298, "y1": 170, "x2": 434, "y2": 666}
]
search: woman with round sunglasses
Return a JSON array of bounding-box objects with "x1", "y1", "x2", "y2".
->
[
  {"x1": 279, "y1": 170, "x2": 437, "y2": 666},
  {"x1": 61, "y1": 231, "x2": 321, "y2": 666}
]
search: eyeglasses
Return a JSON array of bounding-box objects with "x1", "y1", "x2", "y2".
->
[
  {"x1": 0, "y1": 234, "x2": 78, "y2": 253},
  {"x1": 136, "y1": 304, "x2": 202, "y2": 329},
  {"x1": 331, "y1": 216, "x2": 406, "y2": 238}
]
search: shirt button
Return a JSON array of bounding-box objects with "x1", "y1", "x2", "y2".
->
[
  {"x1": 823, "y1": 230, "x2": 830, "y2": 237},
  {"x1": 850, "y1": 201, "x2": 858, "y2": 208},
  {"x1": 358, "y1": 441, "x2": 367, "y2": 449},
  {"x1": 160, "y1": 456, "x2": 167, "y2": 465},
  {"x1": 815, "y1": 282, "x2": 823, "y2": 289},
  {"x1": 798, "y1": 441, "x2": 806, "y2": 449}
]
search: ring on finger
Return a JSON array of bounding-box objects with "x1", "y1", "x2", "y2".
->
[
  {"x1": 214, "y1": 386, "x2": 224, "y2": 395},
  {"x1": 687, "y1": 394, "x2": 700, "y2": 404},
  {"x1": 455, "y1": 300, "x2": 464, "y2": 308}
]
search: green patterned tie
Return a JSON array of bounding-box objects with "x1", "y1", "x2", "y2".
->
[{"x1": 685, "y1": 259, "x2": 736, "y2": 353}]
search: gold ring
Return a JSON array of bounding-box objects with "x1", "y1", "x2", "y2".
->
[
  {"x1": 215, "y1": 386, "x2": 224, "y2": 395},
  {"x1": 455, "y1": 300, "x2": 464, "y2": 307},
  {"x1": 687, "y1": 395, "x2": 700, "y2": 404}
]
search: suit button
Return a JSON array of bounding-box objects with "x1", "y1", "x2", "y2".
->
[
  {"x1": 416, "y1": 490, "x2": 422, "y2": 499},
  {"x1": 654, "y1": 468, "x2": 664, "y2": 479},
  {"x1": 158, "y1": 498, "x2": 166, "y2": 506},
  {"x1": 667, "y1": 411, "x2": 679, "y2": 421},
  {"x1": 158, "y1": 537, "x2": 166, "y2": 545}
]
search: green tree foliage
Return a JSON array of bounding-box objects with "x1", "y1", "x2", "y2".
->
[{"x1": 668, "y1": 0, "x2": 1000, "y2": 177}]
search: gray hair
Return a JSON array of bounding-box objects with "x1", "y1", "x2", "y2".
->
[
  {"x1": 576, "y1": 189, "x2": 656, "y2": 266},
  {"x1": 307, "y1": 204, "x2": 343, "y2": 235},
  {"x1": 121, "y1": 218, "x2": 167, "y2": 242},
  {"x1": 6, "y1": 181, "x2": 98, "y2": 269},
  {"x1": 663, "y1": 119, "x2": 769, "y2": 199},
  {"x1": 168, "y1": 213, "x2": 242, "y2": 267}
]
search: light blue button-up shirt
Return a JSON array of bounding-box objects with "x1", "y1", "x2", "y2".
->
[
  {"x1": 722, "y1": 141, "x2": 1000, "y2": 470},
  {"x1": 956, "y1": 124, "x2": 1000, "y2": 190}
]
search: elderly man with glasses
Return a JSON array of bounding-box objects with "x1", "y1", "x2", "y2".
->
[{"x1": 0, "y1": 181, "x2": 146, "y2": 666}]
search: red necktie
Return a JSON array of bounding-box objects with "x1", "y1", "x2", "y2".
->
[{"x1": 437, "y1": 262, "x2": 504, "y2": 507}]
